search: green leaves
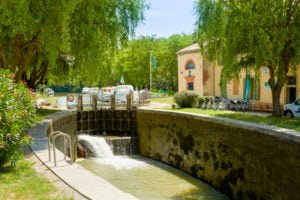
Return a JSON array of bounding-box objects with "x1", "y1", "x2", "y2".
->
[
  {"x1": 0, "y1": 70, "x2": 39, "y2": 167},
  {"x1": 195, "y1": 0, "x2": 300, "y2": 116},
  {"x1": 112, "y1": 34, "x2": 192, "y2": 90},
  {"x1": 0, "y1": 0, "x2": 147, "y2": 87}
]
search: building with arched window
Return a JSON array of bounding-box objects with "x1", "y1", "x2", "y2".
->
[
  {"x1": 177, "y1": 43, "x2": 222, "y2": 97},
  {"x1": 177, "y1": 43, "x2": 300, "y2": 110}
]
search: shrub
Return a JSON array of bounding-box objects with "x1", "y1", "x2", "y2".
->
[
  {"x1": 174, "y1": 91, "x2": 199, "y2": 108},
  {"x1": 0, "y1": 70, "x2": 39, "y2": 167}
]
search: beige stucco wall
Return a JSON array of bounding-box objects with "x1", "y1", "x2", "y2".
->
[
  {"x1": 203, "y1": 61, "x2": 222, "y2": 97},
  {"x1": 259, "y1": 67, "x2": 300, "y2": 104},
  {"x1": 178, "y1": 47, "x2": 300, "y2": 105},
  {"x1": 225, "y1": 68, "x2": 298, "y2": 105},
  {"x1": 260, "y1": 69, "x2": 270, "y2": 103},
  {"x1": 178, "y1": 51, "x2": 203, "y2": 95},
  {"x1": 226, "y1": 70, "x2": 247, "y2": 100},
  {"x1": 178, "y1": 51, "x2": 222, "y2": 97}
]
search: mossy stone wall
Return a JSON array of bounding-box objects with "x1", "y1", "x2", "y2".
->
[{"x1": 137, "y1": 110, "x2": 300, "y2": 200}]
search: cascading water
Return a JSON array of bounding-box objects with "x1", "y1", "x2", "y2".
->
[
  {"x1": 78, "y1": 134, "x2": 114, "y2": 158},
  {"x1": 78, "y1": 134, "x2": 146, "y2": 169}
]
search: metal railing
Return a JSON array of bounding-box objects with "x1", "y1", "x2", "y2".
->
[{"x1": 48, "y1": 131, "x2": 73, "y2": 166}]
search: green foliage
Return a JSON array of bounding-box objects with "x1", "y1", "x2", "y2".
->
[
  {"x1": 69, "y1": 0, "x2": 147, "y2": 87},
  {"x1": 174, "y1": 91, "x2": 199, "y2": 108},
  {"x1": 195, "y1": 0, "x2": 300, "y2": 116},
  {"x1": 0, "y1": 70, "x2": 38, "y2": 167},
  {"x1": 113, "y1": 34, "x2": 193, "y2": 90},
  {"x1": 0, "y1": 0, "x2": 147, "y2": 88}
]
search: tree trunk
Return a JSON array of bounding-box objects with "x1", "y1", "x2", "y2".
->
[
  {"x1": 23, "y1": 60, "x2": 48, "y2": 90},
  {"x1": 271, "y1": 90, "x2": 282, "y2": 117},
  {"x1": 268, "y1": 66, "x2": 285, "y2": 117}
]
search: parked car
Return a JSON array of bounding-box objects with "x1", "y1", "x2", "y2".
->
[
  {"x1": 44, "y1": 88, "x2": 54, "y2": 96},
  {"x1": 98, "y1": 86, "x2": 115, "y2": 102},
  {"x1": 115, "y1": 85, "x2": 135, "y2": 103},
  {"x1": 90, "y1": 87, "x2": 99, "y2": 95},
  {"x1": 82, "y1": 87, "x2": 91, "y2": 94},
  {"x1": 283, "y1": 98, "x2": 300, "y2": 118}
]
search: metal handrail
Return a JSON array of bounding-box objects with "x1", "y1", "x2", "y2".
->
[
  {"x1": 48, "y1": 131, "x2": 73, "y2": 166},
  {"x1": 48, "y1": 131, "x2": 59, "y2": 161}
]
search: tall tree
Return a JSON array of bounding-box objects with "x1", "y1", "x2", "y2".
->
[
  {"x1": 195, "y1": 0, "x2": 300, "y2": 116},
  {"x1": 113, "y1": 36, "x2": 155, "y2": 89},
  {"x1": 113, "y1": 34, "x2": 193, "y2": 91},
  {"x1": 154, "y1": 34, "x2": 192, "y2": 91},
  {"x1": 0, "y1": 0, "x2": 147, "y2": 89}
]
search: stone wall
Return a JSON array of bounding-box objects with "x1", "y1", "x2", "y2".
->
[
  {"x1": 105, "y1": 137, "x2": 139, "y2": 155},
  {"x1": 137, "y1": 109, "x2": 300, "y2": 200},
  {"x1": 44, "y1": 111, "x2": 77, "y2": 161}
]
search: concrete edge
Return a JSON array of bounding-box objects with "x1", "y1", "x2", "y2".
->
[{"x1": 29, "y1": 145, "x2": 91, "y2": 200}]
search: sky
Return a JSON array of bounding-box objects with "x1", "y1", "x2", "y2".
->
[{"x1": 135, "y1": 0, "x2": 197, "y2": 38}]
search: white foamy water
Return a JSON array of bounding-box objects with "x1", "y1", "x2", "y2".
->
[
  {"x1": 94, "y1": 156, "x2": 147, "y2": 170},
  {"x1": 78, "y1": 135, "x2": 146, "y2": 169},
  {"x1": 78, "y1": 135, "x2": 114, "y2": 158}
]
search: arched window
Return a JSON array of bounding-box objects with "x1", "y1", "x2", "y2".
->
[{"x1": 186, "y1": 61, "x2": 195, "y2": 70}]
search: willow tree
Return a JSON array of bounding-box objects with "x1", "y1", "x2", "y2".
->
[
  {"x1": 0, "y1": 0, "x2": 147, "y2": 89},
  {"x1": 195, "y1": 0, "x2": 300, "y2": 116}
]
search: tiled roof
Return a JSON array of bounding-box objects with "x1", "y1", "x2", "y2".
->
[{"x1": 176, "y1": 43, "x2": 200, "y2": 55}]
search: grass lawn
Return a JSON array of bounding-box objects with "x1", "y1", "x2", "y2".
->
[
  {"x1": 150, "y1": 96, "x2": 174, "y2": 104},
  {"x1": 0, "y1": 157, "x2": 72, "y2": 200},
  {"x1": 168, "y1": 108, "x2": 300, "y2": 132},
  {"x1": 35, "y1": 93, "x2": 58, "y2": 105}
]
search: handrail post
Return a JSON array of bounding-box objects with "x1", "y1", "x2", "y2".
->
[
  {"x1": 78, "y1": 94, "x2": 83, "y2": 110},
  {"x1": 48, "y1": 131, "x2": 73, "y2": 166},
  {"x1": 92, "y1": 94, "x2": 97, "y2": 110},
  {"x1": 64, "y1": 134, "x2": 66, "y2": 160}
]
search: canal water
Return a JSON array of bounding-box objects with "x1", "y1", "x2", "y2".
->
[{"x1": 77, "y1": 135, "x2": 229, "y2": 200}]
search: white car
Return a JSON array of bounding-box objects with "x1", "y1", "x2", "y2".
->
[
  {"x1": 82, "y1": 87, "x2": 91, "y2": 94},
  {"x1": 283, "y1": 98, "x2": 300, "y2": 118},
  {"x1": 44, "y1": 88, "x2": 54, "y2": 96},
  {"x1": 98, "y1": 87, "x2": 115, "y2": 102},
  {"x1": 115, "y1": 85, "x2": 134, "y2": 103}
]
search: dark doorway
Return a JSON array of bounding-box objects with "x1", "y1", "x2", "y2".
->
[{"x1": 286, "y1": 87, "x2": 296, "y2": 103}]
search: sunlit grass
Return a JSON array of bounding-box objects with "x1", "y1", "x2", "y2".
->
[
  {"x1": 0, "y1": 157, "x2": 73, "y2": 200},
  {"x1": 167, "y1": 108, "x2": 300, "y2": 132},
  {"x1": 150, "y1": 96, "x2": 174, "y2": 104}
]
